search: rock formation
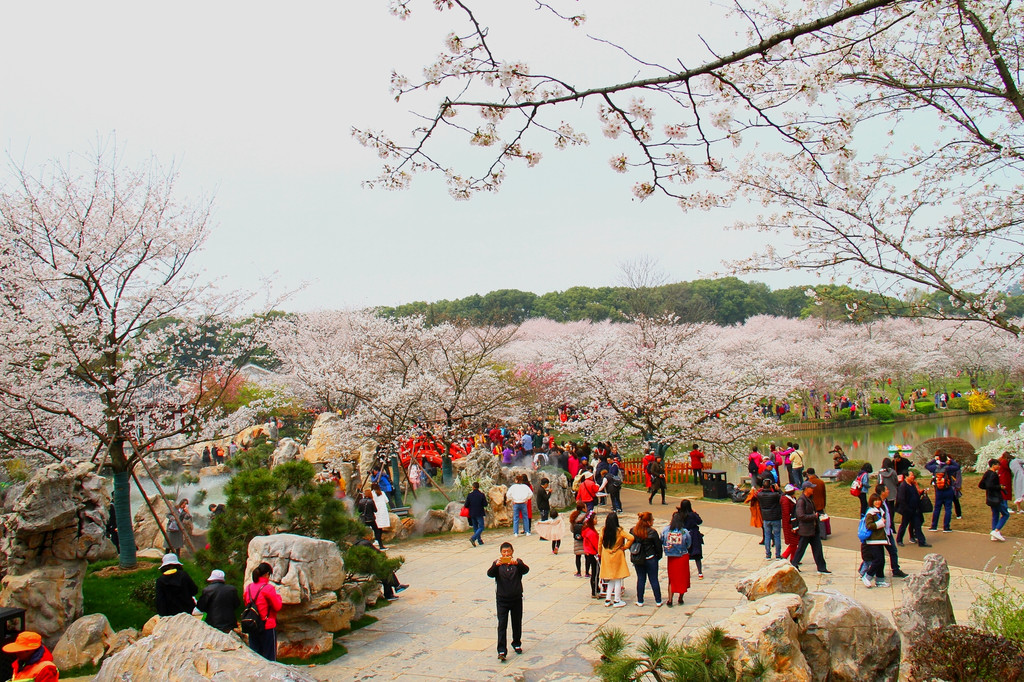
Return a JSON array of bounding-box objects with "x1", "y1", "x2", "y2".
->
[
  {"x1": 51, "y1": 613, "x2": 114, "y2": 670},
  {"x1": 95, "y1": 613, "x2": 316, "y2": 681},
  {"x1": 736, "y1": 560, "x2": 807, "y2": 601},
  {"x1": 0, "y1": 461, "x2": 113, "y2": 645},
  {"x1": 245, "y1": 534, "x2": 356, "y2": 659},
  {"x1": 270, "y1": 438, "x2": 303, "y2": 468},
  {"x1": 893, "y1": 553, "x2": 955, "y2": 677},
  {"x1": 801, "y1": 590, "x2": 901, "y2": 682}
]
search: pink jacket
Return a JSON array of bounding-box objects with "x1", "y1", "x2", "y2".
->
[{"x1": 245, "y1": 577, "x2": 283, "y2": 629}]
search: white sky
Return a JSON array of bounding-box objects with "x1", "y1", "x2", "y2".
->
[{"x1": 0, "y1": 1, "x2": 805, "y2": 310}]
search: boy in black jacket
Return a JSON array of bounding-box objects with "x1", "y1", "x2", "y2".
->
[{"x1": 486, "y1": 542, "x2": 530, "y2": 661}]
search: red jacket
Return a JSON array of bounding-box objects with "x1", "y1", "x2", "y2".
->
[
  {"x1": 245, "y1": 577, "x2": 284, "y2": 629},
  {"x1": 576, "y1": 478, "x2": 599, "y2": 503},
  {"x1": 12, "y1": 648, "x2": 57, "y2": 682},
  {"x1": 999, "y1": 456, "x2": 1014, "y2": 500},
  {"x1": 582, "y1": 526, "x2": 600, "y2": 555}
]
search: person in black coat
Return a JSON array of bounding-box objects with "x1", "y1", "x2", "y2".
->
[
  {"x1": 790, "y1": 483, "x2": 830, "y2": 573},
  {"x1": 757, "y1": 479, "x2": 783, "y2": 560},
  {"x1": 197, "y1": 569, "x2": 240, "y2": 632},
  {"x1": 895, "y1": 471, "x2": 930, "y2": 547},
  {"x1": 465, "y1": 481, "x2": 488, "y2": 547},
  {"x1": 155, "y1": 553, "x2": 198, "y2": 616},
  {"x1": 981, "y1": 458, "x2": 1010, "y2": 541},
  {"x1": 487, "y1": 542, "x2": 530, "y2": 661}
]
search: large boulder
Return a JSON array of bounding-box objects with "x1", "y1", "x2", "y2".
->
[
  {"x1": 800, "y1": 590, "x2": 900, "y2": 682},
  {"x1": 303, "y1": 413, "x2": 354, "y2": 464},
  {"x1": 52, "y1": 613, "x2": 114, "y2": 670},
  {"x1": 893, "y1": 553, "x2": 955, "y2": 674},
  {"x1": 94, "y1": 613, "x2": 317, "y2": 681},
  {"x1": 0, "y1": 562, "x2": 86, "y2": 648},
  {"x1": 0, "y1": 460, "x2": 110, "y2": 646},
  {"x1": 245, "y1": 534, "x2": 348, "y2": 659},
  {"x1": 453, "y1": 447, "x2": 501, "y2": 483},
  {"x1": 271, "y1": 438, "x2": 303, "y2": 468},
  {"x1": 105, "y1": 628, "x2": 139, "y2": 657},
  {"x1": 415, "y1": 509, "x2": 453, "y2": 535},
  {"x1": 487, "y1": 485, "x2": 511, "y2": 528},
  {"x1": 132, "y1": 497, "x2": 177, "y2": 552},
  {"x1": 716, "y1": 592, "x2": 811, "y2": 681},
  {"x1": 736, "y1": 560, "x2": 807, "y2": 601}
]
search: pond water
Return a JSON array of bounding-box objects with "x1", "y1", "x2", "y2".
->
[{"x1": 718, "y1": 412, "x2": 1023, "y2": 483}]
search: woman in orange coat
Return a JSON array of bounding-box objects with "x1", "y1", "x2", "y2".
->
[{"x1": 745, "y1": 487, "x2": 765, "y2": 545}]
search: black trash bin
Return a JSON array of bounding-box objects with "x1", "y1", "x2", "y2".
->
[
  {"x1": 702, "y1": 469, "x2": 728, "y2": 499},
  {"x1": 0, "y1": 607, "x2": 26, "y2": 680}
]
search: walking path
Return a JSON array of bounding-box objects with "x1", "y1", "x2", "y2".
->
[{"x1": 318, "y1": 487, "x2": 1019, "y2": 681}]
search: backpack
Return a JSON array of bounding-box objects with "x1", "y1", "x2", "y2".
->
[
  {"x1": 850, "y1": 474, "x2": 864, "y2": 497},
  {"x1": 933, "y1": 469, "x2": 949, "y2": 490},
  {"x1": 748, "y1": 459, "x2": 759, "y2": 475},
  {"x1": 629, "y1": 539, "x2": 645, "y2": 564},
  {"x1": 240, "y1": 584, "x2": 267, "y2": 635},
  {"x1": 857, "y1": 515, "x2": 872, "y2": 542},
  {"x1": 572, "y1": 521, "x2": 584, "y2": 541}
]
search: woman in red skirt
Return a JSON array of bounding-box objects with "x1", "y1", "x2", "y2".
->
[{"x1": 660, "y1": 511, "x2": 691, "y2": 606}]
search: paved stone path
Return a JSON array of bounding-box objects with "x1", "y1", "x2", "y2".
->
[{"x1": 317, "y1": 493, "x2": 1010, "y2": 682}]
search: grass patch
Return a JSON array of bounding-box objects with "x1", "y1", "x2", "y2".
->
[
  {"x1": 84, "y1": 558, "x2": 209, "y2": 631},
  {"x1": 279, "y1": 644, "x2": 348, "y2": 666},
  {"x1": 60, "y1": 662, "x2": 102, "y2": 678}
]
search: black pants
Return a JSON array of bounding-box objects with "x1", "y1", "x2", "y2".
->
[
  {"x1": 953, "y1": 494, "x2": 962, "y2": 518},
  {"x1": 496, "y1": 597, "x2": 523, "y2": 654},
  {"x1": 896, "y1": 513, "x2": 917, "y2": 543},
  {"x1": 883, "y1": 536, "x2": 901, "y2": 572},
  {"x1": 610, "y1": 487, "x2": 622, "y2": 512},
  {"x1": 649, "y1": 479, "x2": 666, "y2": 503},
  {"x1": 586, "y1": 555, "x2": 601, "y2": 596},
  {"x1": 867, "y1": 544, "x2": 885, "y2": 579},
  {"x1": 792, "y1": 534, "x2": 827, "y2": 571}
]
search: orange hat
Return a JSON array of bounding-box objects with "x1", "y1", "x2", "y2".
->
[{"x1": 2, "y1": 631, "x2": 42, "y2": 653}]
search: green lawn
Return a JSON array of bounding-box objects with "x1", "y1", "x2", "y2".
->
[{"x1": 83, "y1": 558, "x2": 209, "y2": 631}]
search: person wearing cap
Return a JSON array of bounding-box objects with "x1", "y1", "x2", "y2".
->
[
  {"x1": 575, "y1": 471, "x2": 600, "y2": 513},
  {"x1": 197, "y1": 569, "x2": 241, "y2": 633},
  {"x1": 790, "y1": 482, "x2": 831, "y2": 574},
  {"x1": 155, "y1": 553, "x2": 198, "y2": 617},
  {"x1": 1, "y1": 631, "x2": 57, "y2": 682}
]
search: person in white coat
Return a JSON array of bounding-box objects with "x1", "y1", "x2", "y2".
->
[{"x1": 371, "y1": 483, "x2": 392, "y2": 549}]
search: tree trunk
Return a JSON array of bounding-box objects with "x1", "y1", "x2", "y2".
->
[{"x1": 112, "y1": 469, "x2": 137, "y2": 569}]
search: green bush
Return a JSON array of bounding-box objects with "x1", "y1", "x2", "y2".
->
[
  {"x1": 908, "y1": 625, "x2": 1024, "y2": 681},
  {"x1": 831, "y1": 410, "x2": 852, "y2": 422},
  {"x1": 868, "y1": 403, "x2": 895, "y2": 422},
  {"x1": 780, "y1": 412, "x2": 802, "y2": 424},
  {"x1": 914, "y1": 401, "x2": 936, "y2": 414},
  {"x1": 840, "y1": 459, "x2": 868, "y2": 471},
  {"x1": 948, "y1": 396, "x2": 969, "y2": 410},
  {"x1": 973, "y1": 551, "x2": 1024, "y2": 642}
]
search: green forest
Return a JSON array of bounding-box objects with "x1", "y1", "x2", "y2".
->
[{"x1": 378, "y1": 278, "x2": 1024, "y2": 327}]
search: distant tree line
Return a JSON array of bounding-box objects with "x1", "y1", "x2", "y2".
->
[{"x1": 377, "y1": 278, "x2": 1024, "y2": 327}]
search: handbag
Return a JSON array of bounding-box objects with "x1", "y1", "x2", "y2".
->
[
  {"x1": 919, "y1": 492, "x2": 933, "y2": 513},
  {"x1": 459, "y1": 506, "x2": 470, "y2": 518}
]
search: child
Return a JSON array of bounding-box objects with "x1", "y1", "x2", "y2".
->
[
  {"x1": 486, "y1": 542, "x2": 530, "y2": 661},
  {"x1": 536, "y1": 478, "x2": 551, "y2": 521},
  {"x1": 535, "y1": 509, "x2": 563, "y2": 554}
]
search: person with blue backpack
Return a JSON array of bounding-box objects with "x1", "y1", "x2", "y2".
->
[
  {"x1": 859, "y1": 493, "x2": 890, "y2": 588},
  {"x1": 660, "y1": 511, "x2": 691, "y2": 606}
]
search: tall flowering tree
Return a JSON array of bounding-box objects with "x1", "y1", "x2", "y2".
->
[
  {"x1": 553, "y1": 315, "x2": 794, "y2": 460},
  {"x1": 358, "y1": 0, "x2": 1024, "y2": 335},
  {"x1": 0, "y1": 151, "x2": 264, "y2": 567}
]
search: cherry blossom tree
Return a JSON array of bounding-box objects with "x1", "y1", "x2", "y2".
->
[
  {"x1": 359, "y1": 0, "x2": 1024, "y2": 335},
  {"x1": 551, "y1": 315, "x2": 794, "y2": 460},
  {"x1": 0, "y1": 150, "x2": 265, "y2": 567}
]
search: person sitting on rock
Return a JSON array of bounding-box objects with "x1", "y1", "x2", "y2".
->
[
  {"x1": 2, "y1": 631, "x2": 58, "y2": 682},
  {"x1": 197, "y1": 569, "x2": 241, "y2": 632},
  {"x1": 155, "y1": 553, "x2": 198, "y2": 617}
]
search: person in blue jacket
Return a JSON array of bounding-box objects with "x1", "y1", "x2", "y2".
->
[{"x1": 925, "y1": 451, "x2": 961, "y2": 533}]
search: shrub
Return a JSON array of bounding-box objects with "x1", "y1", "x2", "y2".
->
[
  {"x1": 780, "y1": 412, "x2": 802, "y2": 424},
  {"x1": 972, "y1": 549, "x2": 1024, "y2": 642},
  {"x1": 868, "y1": 403, "x2": 895, "y2": 422},
  {"x1": 840, "y1": 459, "x2": 868, "y2": 471},
  {"x1": 908, "y1": 625, "x2": 1024, "y2": 681},
  {"x1": 1, "y1": 459, "x2": 30, "y2": 482},
  {"x1": 968, "y1": 391, "x2": 995, "y2": 414},
  {"x1": 914, "y1": 400, "x2": 936, "y2": 414},
  {"x1": 912, "y1": 437, "x2": 976, "y2": 467},
  {"x1": 594, "y1": 626, "x2": 735, "y2": 681},
  {"x1": 948, "y1": 396, "x2": 969, "y2": 410},
  {"x1": 831, "y1": 410, "x2": 852, "y2": 422}
]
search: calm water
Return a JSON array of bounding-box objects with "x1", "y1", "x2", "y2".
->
[{"x1": 718, "y1": 412, "x2": 1023, "y2": 483}]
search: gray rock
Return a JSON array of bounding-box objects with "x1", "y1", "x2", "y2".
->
[
  {"x1": 270, "y1": 438, "x2": 302, "y2": 468},
  {"x1": 52, "y1": 613, "x2": 113, "y2": 669},
  {"x1": 0, "y1": 561, "x2": 86, "y2": 648},
  {"x1": 892, "y1": 554, "x2": 955, "y2": 676},
  {"x1": 415, "y1": 509, "x2": 453, "y2": 535},
  {"x1": 800, "y1": 590, "x2": 900, "y2": 682},
  {"x1": 715, "y1": 592, "x2": 812, "y2": 681},
  {"x1": 95, "y1": 613, "x2": 316, "y2": 681},
  {"x1": 736, "y1": 560, "x2": 807, "y2": 601},
  {"x1": 454, "y1": 447, "x2": 502, "y2": 483}
]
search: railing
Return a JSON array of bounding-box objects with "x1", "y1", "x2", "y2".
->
[{"x1": 620, "y1": 458, "x2": 709, "y2": 485}]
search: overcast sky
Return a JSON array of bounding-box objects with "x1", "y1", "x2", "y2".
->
[{"x1": 0, "y1": 1, "x2": 805, "y2": 311}]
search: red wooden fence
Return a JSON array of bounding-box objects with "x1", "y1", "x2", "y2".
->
[{"x1": 620, "y1": 458, "x2": 712, "y2": 485}]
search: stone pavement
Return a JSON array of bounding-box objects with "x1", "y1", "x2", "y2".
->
[{"x1": 317, "y1": 499, "x2": 1010, "y2": 682}]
